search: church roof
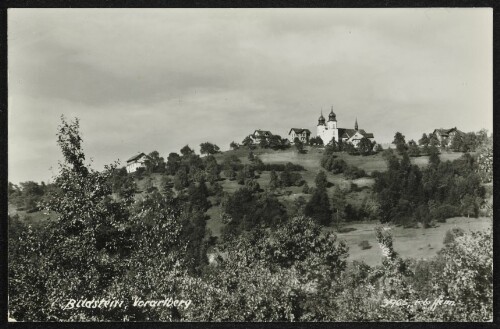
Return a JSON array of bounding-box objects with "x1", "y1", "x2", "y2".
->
[
  {"x1": 338, "y1": 128, "x2": 355, "y2": 139},
  {"x1": 289, "y1": 128, "x2": 311, "y2": 135},
  {"x1": 338, "y1": 128, "x2": 374, "y2": 139}
]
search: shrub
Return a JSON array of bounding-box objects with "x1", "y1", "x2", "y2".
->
[
  {"x1": 358, "y1": 240, "x2": 372, "y2": 250},
  {"x1": 443, "y1": 227, "x2": 465, "y2": 245}
]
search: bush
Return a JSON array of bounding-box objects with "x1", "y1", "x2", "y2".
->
[
  {"x1": 443, "y1": 227, "x2": 465, "y2": 245},
  {"x1": 430, "y1": 204, "x2": 460, "y2": 222},
  {"x1": 358, "y1": 240, "x2": 372, "y2": 250},
  {"x1": 344, "y1": 165, "x2": 366, "y2": 179}
]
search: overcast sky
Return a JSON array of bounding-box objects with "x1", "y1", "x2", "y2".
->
[{"x1": 8, "y1": 8, "x2": 492, "y2": 184}]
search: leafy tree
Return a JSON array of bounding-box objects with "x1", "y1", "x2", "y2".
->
[
  {"x1": 242, "y1": 135, "x2": 254, "y2": 148},
  {"x1": 180, "y1": 145, "x2": 195, "y2": 156},
  {"x1": 392, "y1": 132, "x2": 407, "y2": 154},
  {"x1": 309, "y1": 136, "x2": 323, "y2": 146},
  {"x1": 166, "y1": 152, "x2": 182, "y2": 175},
  {"x1": 476, "y1": 135, "x2": 493, "y2": 183},
  {"x1": 429, "y1": 133, "x2": 440, "y2": 147},
  {"x1": 407, "y1": 141, "x2": 421, "y2": 157},
  {"x1": 174, "y1": 167, "x2": 189, "y2": 190},
  {"x1": 229, "y1": 141, "x2": 239, "y2": 150},
  {"x1": 427, "y1": 145, "x2": 440, "y2": 167},
  {"x1": 200, "y1": 142, "x2": 220, "y2": 155},
  {"x1": 357, "y1": 137, "x2": 373, "y2": 156},
  {"x1": 269, "y1": 170, "x2": 279, "y2": 191},
  {"x1": 418, "y1": 133, "x2": 429, "y2": 147},
  {"x1": 375, "y1": 144, "x2": 384, "y2": 152},
  {"x1": 331, "y1": 187, "x2": 347, "y2": 230},
  {"x1": 143, "y1": 150, "x2": 166, "y2": 173},
  {"x1": 314, "y1": 170, "x2": 328, "y2": 190},
  {"x1": 294, "y1": 137, "x2": 304, "y2": 153},
  {"x1": 304, "y1": 187, "x2": 331, "y2": 226}
]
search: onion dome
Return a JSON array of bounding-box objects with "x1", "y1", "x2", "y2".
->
[
  {"x1": 328, "y1": 106, "x2": 336, "y2": 121},
  {"x1": 318, "y1": 111, "x2": 326, "y2": 125}
]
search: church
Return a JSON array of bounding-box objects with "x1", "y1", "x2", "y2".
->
[{"x1": 317, "y1": 107, "x2": 375, "y2": 147}]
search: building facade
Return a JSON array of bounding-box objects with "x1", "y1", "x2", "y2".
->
[
  {"x1": 288, "y1": 128, "x2": 311, "y2": 143},
  {"x1": 126, "y1": 152, "x2": 147, "y2": 173},
  {"x1": 433, "y1": 127, "x2": 461, "y2": 142}
]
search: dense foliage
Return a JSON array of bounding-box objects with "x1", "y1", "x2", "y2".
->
[
  {"x1": 8, "y1": 118, "x2": 492, "y2": 322},
  {"x1": 373, "y1": 149, "x2": 485, "y2": 225}
]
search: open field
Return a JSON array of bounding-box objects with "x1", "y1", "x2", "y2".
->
[{"x1": 328, "y1": 216, "x2": 492, "y2": 267}]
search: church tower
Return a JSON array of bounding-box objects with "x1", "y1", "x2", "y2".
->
[
  {"x1": 327, "y1": 106, "x2": 337, "y2": 129},
  {"x1": 355, "y1": 118, "x2": 358, "y2": 131},
  {"x1": 317, "y1": 110, "x2": 326, "y2": 140}
]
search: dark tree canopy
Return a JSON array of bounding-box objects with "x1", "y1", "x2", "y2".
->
[{"x1": 200, "y1": 142, "x2": 220, "y2": 155}]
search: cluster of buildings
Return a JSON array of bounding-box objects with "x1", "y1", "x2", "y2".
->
[
  {"x1": 126, "y1": 108, "x2": 380, "y2": 173},
  {"x1": 248, "y1": 107, "x2": 375, "y2": 147}
]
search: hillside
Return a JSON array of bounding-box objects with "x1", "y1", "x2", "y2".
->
[{"x1": 10, "y1": 146, "x2": 489, "y2": 266}]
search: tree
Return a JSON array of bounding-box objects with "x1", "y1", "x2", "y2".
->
[
  {"x1": 229, "y1": 141, "x2": 239, "y2": 150},
  {"x1": 174, "y1": 167, "x2": 189, "y2": 190},
  {"x1": 331, "y1": 187, "x2": 347, "y2": 230},
  {"x1": 143, "y1": 150, "x2": 166, "y2": 173},
  {"x1": 357, "y1": 137, "x2": 373, "y2": 156},
  {"x1": 428, "y1": 145, "x2": 440, "y2": 167},
  {"x1": 200, "y1": 142, "x2": 220, "y2": 155},
  {"x1": 314, "y1": 170, "x2": 328, "y2": 190},
  {"x1": 9, "y1": 116, "x2": 136, "y2": 321},
  {"x1": 269, "y1": 170, "x2": 279, "y2": 191},
  {"x1": 476, "y1": 135, "x2": 493, "y2": 183},
  {"x1": 375, "y1": 143, "x2": 384, "y2": 153},
  {"x1": 267, "y1": 135, "x2": 280, "y2": 150},
  {"x1": 294, "y1": 137, "x2": 304, "y2": 153},
  {"x1": 166, "y1": 152, "x2": 182, "y2": 175},
  {"x1": 392, "y1": 132, "x2": 407, "y2": 154},
  {"x1": 204, "y1": 155, "x2": 220, "y2": 184},
  {"x1": 242, "y1": 136, "x2": 254, "y2": 148},
  {"x1": 429, "y1": 133, "x2": 440, "y2": 147},
  {"x1": 304, "y1": 188, "x2": 332, "y2": 226},
  {"x1": 407, "y1": 141, "x2": 421, "y2": 157},
  {"x1": 180, "y1": 145, "x2": 195, "y2": 156},
  {"x1": 309, "y1": 136, "x2": 323, "y2": 146},
  {"x1": 418, "y1": 133, "x2": 430, "y2": 147}
]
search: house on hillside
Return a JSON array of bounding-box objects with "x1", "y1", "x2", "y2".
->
[
  {"x1": 288, "y1": 128, "x2": 311, "y2": 144},
  {"x1": 126, "y1": 152, "x2": 147, "y2": 173},
  {"x1": 433, "y1": 127, "x2": 462, "y2": 143},
  {"x1": 317, "y1": 107, "x2": 375, "y2": 147},
  {"x1": 249, "y1": 129, "x2": 273, "y2": 144}
]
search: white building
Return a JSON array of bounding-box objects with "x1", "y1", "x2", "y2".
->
[
  {"x1": 288, "y1": 128, "x2": 311, "y2": 143},
  {"x1": 126, "y1": 152, "x2": 147, "y2": 173},
  {"x1": 317, "y1": 107, "x2": 374, "y2": 146}
]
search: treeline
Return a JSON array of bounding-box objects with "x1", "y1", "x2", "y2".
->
[
  {"x1": 392, "y1": 129, "x2": 490, "y2": 157},
  {"x1": 8, "y1": 181, "x2": 56, "y2": 213},
  {"x1": 373, "y1": 148, "x2": 486, "y2": 226}
]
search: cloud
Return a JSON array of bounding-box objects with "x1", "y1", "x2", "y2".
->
[{"x1": 8, "y1": 8, "x2": 492, "y2": 183}]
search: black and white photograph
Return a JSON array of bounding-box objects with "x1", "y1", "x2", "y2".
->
[{"x1": 7, "y1": 8, "x2": 493, "y2": 322}]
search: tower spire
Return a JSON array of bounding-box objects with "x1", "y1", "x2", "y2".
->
[{"x1": 355, "y1": 118, "x2": 358, "y2": 130}]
